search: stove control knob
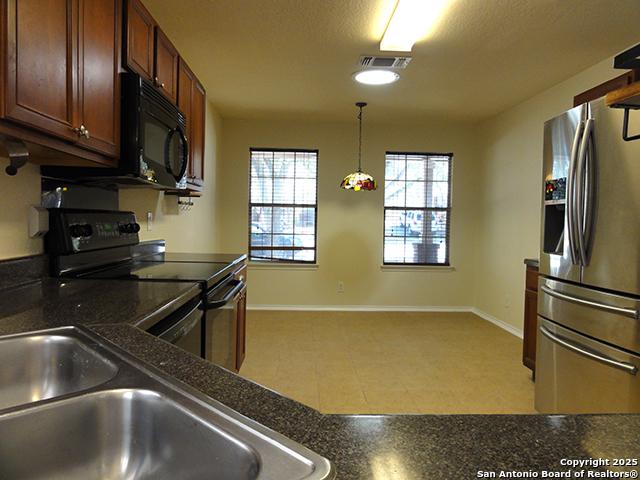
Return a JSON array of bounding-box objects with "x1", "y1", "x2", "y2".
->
[{"x1": 70, "y1": 224, "x2": 92, "y2": 238}]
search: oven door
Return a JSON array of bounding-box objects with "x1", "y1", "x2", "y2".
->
[
  {"x1": 535, "y1": 317, "x2": 640, "y2": 413},
  {"x1": 203, "y1": 276, "x2": 246, "y2": 371}
]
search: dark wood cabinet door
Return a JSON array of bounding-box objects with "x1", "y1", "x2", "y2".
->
[
  {"x1": 235, "y1": 291, "x2": 247, "y2": 371},
  {"x1": 154, "y1": 28, "x2": 178, "y2": 103},
  {"x1": 522, "y1": 265, "x2": 538, "y2": 375},
  {"x1": 76, "y1": 0, "x2": 120, "y2": 159},
  {"x1": 124, "y1": 0, "x2": 154, "y2": 80},
  {"x1": 190, "y1": 79, "x2": 206, "y2": 184},
  {"x1": 177, "y1": 58, "x2": 205, "y2": 186},
  {"x1": 3, "y1": 0, "x2": 78, "y2": 141},
  {"x1": 178, "y1": 58, "x2": 194, "y2": 175}
]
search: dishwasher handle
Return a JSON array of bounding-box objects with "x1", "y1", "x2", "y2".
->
[
  {"x1": 157, "y1": 301, "x2": 202, "y2": 344},
  {"x1": 205, "y1": 279, "x2": 245, "y2": 309},
  {"x1": 539, "y1": 325, "x2": 638, "y2": 375}
]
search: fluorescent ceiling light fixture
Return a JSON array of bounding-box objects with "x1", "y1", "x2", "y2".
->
[
  {"x1": 380, "y1": 0, "x2": 449, "y2": 52},
  {"x1": 353, "y1": 69, "x2": 399, "y2": 85}
]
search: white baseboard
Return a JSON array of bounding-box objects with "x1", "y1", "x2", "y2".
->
[
  {"x1": 470, "y1": 308, "x2": 523, "y2": 339},
  {"x1": 247, "y1": 304, "x2": 472, "y2": 313},
  {"x1": 247, "y1": 304, "x2": 523, "y2": 339}
]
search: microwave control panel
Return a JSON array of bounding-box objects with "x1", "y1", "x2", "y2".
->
[{"x1": 545, "y1": 177, "x2": 566, "y2": 201}]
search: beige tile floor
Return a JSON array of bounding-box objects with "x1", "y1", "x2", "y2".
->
[{"x1": 239, "y1": 311, "x2": 536, "y2": 414}]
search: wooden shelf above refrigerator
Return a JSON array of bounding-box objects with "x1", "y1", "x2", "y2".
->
[{"x1": 605, "y1": 81, "x2": 640, "y2": 108}]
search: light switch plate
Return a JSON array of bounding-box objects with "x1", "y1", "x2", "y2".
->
[{"x1": 29, "y1": 205, "x2": 48, "y2": 238}]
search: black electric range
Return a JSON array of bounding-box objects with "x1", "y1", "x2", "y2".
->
[{"x1": 45, "y1": 208, "x2": 247, "y2": 369}]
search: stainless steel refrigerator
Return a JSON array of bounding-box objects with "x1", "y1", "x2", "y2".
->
[{"x1": 536, "y1": 97, "x2": 640, "y2": 413}]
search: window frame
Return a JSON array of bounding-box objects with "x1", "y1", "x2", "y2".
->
[
  {"x1": 248, "y1": 147, "x2": 319, "y2": 264},
  {"x1": 382, "y1": 151, "x2": 453, "y2": 267}
]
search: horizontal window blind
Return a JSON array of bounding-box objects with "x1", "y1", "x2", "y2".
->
[
  {"x1": 383, "y1": 152, "x2": 453, "y2": 265},
  {"x1": 249, "y1": 149, "x2": 318, "y2": 263}
]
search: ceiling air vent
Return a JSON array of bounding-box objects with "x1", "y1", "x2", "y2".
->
[{"x1": 358, "y1": 55, "x2": 412, "y2": 70}]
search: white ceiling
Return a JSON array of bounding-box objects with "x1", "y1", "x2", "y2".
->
[{"x1": 143, "y1": 0, "x2": 640, "y2": 123}]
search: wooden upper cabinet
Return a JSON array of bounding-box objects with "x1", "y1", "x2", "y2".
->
[
  {"x1": 154, "y1": 28, "x2": 179, "y2": 103},
  {"x1": 1, "y1": 0, "x2": 120, "y2": 162},
  {"x1": 3, "y1": 0, "x2": 78, "y2": 142},
  {"x1": 124, "y1": 0, "x2": 155, "y2": 81},
  {"x1": 190, "y1": 79, "x2": 205, "y2": 184},
  {"x1": 178, "y1": 58, "x2": 194, "y2": 163},
  {"x1": 76, "y1": 0, "x2": 120, "y2": 157},
  {"x1": 177, "y1": 58, "x2": 205, "y2": 186}
]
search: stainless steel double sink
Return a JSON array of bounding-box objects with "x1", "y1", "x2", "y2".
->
[{"x1": 0, "y1": 327, "x2": 334, "y2": 480}]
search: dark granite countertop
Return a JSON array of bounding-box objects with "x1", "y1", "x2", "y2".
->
[
  {"x1": 0, "y1": 277, "x2": 201, "y2": 336},
  {"x1": 91, "y1": 324, "x2": 640, "y2": 480},
  {"x1": 0, "y1": 256, "x2": 637, "y2": 479},
  {"x1": 525, "y1": 258, "x2": 539, "y2": 268}
]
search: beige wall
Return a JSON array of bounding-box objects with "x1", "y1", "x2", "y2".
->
[
  {"x1": 218, "y1": 117, "x2": 481, "y2": 307},
  {"x1": 0, "y1": 162, "x2": 43, "y2": 259},
  {"x1": 473, "y1": 57, "x2": 620, "y2": 330},
  {"x1": 0, "y1": 101, "x2": 222, "y2": 260},
  {"x1": 120, "y1": 101, "x2": 223, "y2": 252}
]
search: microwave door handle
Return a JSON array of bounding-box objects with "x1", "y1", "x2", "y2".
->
[
  {"x1": 205, "y1": 280, "x2": 245, "y2": 309},
  {"x1": 566, "y1": 119, "x2": 584, "y2": 265},
  {"x1": 540, "y1": 284, "x2": 638, "y2": 318},
  {"x1": 575, "y1": 118, "x2": 594, "y2": 266},
  {"x1": 539, "y1": 326, "x2": 638, "y2": 375}
]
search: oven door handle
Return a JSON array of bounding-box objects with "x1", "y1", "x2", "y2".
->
[
  {"x1": 157, "y1": 301, "x2": 202, "y2": 344},
  {"x1": 205, "y1": 279, "x2": 245, "y2": 309},
  {"x1": 539, "y1": 326, "x2": 637, "y2": 375}
]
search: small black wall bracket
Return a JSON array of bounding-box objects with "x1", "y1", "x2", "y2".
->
[
  {"x1": 622, "y1": 108, "x2": 640, "y2": 142},
  {"x1": 3, "y1": 140, "x2": 29, "y2": 175}
]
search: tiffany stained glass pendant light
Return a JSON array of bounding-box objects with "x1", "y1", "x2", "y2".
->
[{"x1": 340, "y1": 102, "x2": 377, "y2": 191}]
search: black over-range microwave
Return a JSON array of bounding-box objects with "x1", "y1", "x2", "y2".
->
[{"x1": 42, "y1": 73, "x2": 188, "y2": 190}]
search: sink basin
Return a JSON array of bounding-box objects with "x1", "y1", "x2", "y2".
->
[
  {"x1": 0, "y1": 327, "x2": 334, "y2": 480},
  {"x1": 0, "y1": 334, "x2": 117, "y2": 410},
  {"x1": 0, "y1": 389, "x2": 261, "y2": 480}
]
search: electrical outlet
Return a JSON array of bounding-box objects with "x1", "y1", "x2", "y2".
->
[
  {"x1": 146, "y1": 211, "x2": 153, "y2": 231},
  {"x1": 337, "y1": 281, "x2": 345, "y2": 293}
]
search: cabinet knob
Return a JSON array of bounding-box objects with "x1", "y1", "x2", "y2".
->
[
  {"x1": 72, "y1": 125, "x2": 90, "y2": 139},
  {"x1": 154, "y1": 77, "x2": 166, "y2": 89}
]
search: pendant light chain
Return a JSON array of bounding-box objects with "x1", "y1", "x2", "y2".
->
[{"x1": 358, "y1": 105, "x2": 363, "y2": 172}]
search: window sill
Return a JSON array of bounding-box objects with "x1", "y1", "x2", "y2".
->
[
  {"x1": 380, "y1": 265, "x2": 456, "y2": 272},
  {"x1": 248, "y1": 261, "x2": 319, "y2": 271}
]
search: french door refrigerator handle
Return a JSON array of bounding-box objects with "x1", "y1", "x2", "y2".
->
[
  {"x1": 566, "y1": 119, "x2": 584, "y2": 265},
  {"x1": 540, "y1": 284, "x2": 639, "y2": 319},
  {"x1": 539, "y1": 325, "x2": 638, "y2": 375},
  {"x1": 575, "y1": 118, "x2": 594, "y2": 266},
  {"x1": 582, "y1": 119, "x2": 597, "y2": 266}
]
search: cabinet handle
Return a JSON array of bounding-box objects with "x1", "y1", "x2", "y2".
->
[
  {"x1": 154, "y1": 77, "x2": 166, "y2": 89},
  {"x1": 72, "y1": 125, "x2": 90, "y2": 139}
]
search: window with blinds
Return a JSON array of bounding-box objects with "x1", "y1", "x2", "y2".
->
[
  {"x1": 249, "y1": 149, "x2": 318, "y2": 263},
  {"x1": 383, "y1": 152, "x2": 453, "y2": 265}
]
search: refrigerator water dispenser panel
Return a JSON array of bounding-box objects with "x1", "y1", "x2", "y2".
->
[{"x1": 545, "y1": 177, "x2": 567, "y2": 201}]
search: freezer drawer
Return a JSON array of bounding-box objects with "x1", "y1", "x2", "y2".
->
[
  {"x1": 538, "y1": 277, "x2": 640, "y2": 354},
  {"x1": 535, "y1": 318, "x2": 640, "y2": 413}
]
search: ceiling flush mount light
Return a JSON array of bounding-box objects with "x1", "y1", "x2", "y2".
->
[
  {"x1": 340, "y1": 102, "x2": 377, "y2": 192},
  {"x1": 353, "y1": 69, "x2": 399, "y2": 86},
  {"x1": 380, "y1": 0, "x2": 449, "y2": 52}
]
